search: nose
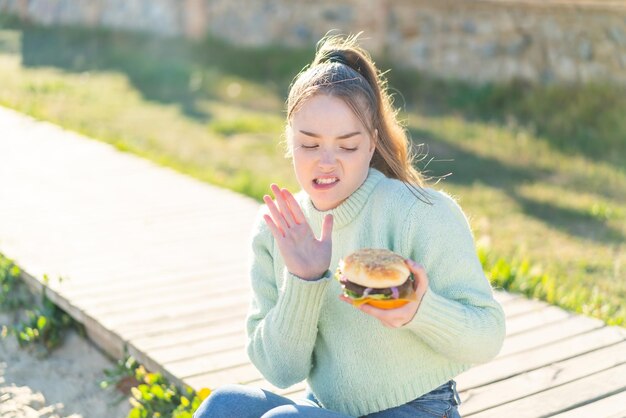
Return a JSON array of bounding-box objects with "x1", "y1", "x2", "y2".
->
[{"x1": 318, "y1": 148, "x2": 336, "y2": 170}]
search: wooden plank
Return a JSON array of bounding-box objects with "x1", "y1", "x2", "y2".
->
[
  {"x1": 456, "y1": 326, "x2": 626, "y2": 391},
  {"x1": 55, "y1": 244, "x2": 242, "y2": 280},
  {"x1": 4, "y1": 206, "x2": 242, "y2": 239},
  {"x1": 51, "y1": 231, "x2": 249, "y2": 275},
  {"x1": 71, "y1": 273, "x2": 247, "y2": 310},
  {"x1": 497, "y1": 315, "x2": 604, "y2": 358},
  {"x1": 468, "y1": 362, "x2": 626, "y2": 418},
  {"x1": 49, "y1": 260, "x2": 220, "y2": 293},
  {"x1": 148, "y1": 332, "x2": 248, "y2": 364},
  {"x1": 130, "y1": 321, "x2": 246, "y2": 351},
  {"x1": 61, "y1": 265, "x2": 250, "y2": 305},
  {"x1": 126, "y1": 314, "x2": 247, "y2": 350},
  {"x1": 501, "y1": 297, "x2": 549, "y2": 318},
  {"x1": 84, "y1": 280, "x2": 249, "y2": 316},
  {"x1": 505, "y1": 305, "x2": 571, "y2": 336},
  {"x1": 460, "y1": 340, "x2": 626, "y2": 415},
  {"x1": 284, "y1": 387, "x2": 308, "y2": 399},
  {"x1": 165, "y1": 346, "x2": 250, "y2": 379},
  {"x1": 117, "y1": 304, "x2": 249, "y2": 340},
  {"x1": 549, "y1": 389, "x2": 626, "y2": 418},
  {"x1": 9, "y1": 209, "x2": 245, "y2": 242},
  {"x1": 97, "y1": 293, "x2": 249, "y2": 330},
  {"x1": 52, "y1": 222, "x2": 253, "y2": 262},
  {"x1": 59, "y1": 262, "x2": 237, "y2": 297},
  {"x1": 79, "y1": 312, "x2": 127, "y2": 360},
  {"x1": 183, "y1": 363, "x2": 263, "y2": 390},
  {"x1": 493, "y1": 291, "x2": 521, "y2": 305}
]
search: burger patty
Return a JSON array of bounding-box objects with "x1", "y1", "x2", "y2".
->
[{"x1": 340, "y1": 276, "x2": 414, "y2": 298}]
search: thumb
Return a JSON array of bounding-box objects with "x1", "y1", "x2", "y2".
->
[{"x1": 320, "y1": 214, "x2": 334, "y2": 243}]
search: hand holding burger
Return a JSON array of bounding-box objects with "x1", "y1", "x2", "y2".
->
[{"x1": 336, "y1": 248, "x2": 429, "y2": 328}]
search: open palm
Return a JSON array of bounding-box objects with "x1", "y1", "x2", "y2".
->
[{"x1": 263, "y1": 184, "x2": 333, "y2": 281}]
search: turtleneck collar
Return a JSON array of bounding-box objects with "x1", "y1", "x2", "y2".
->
[{"x1": 300, "y1": 168, "x2": 385, "y2": 231}]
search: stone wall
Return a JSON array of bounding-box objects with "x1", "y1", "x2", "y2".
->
[{"x1": 1, "y1": 0, "x2": 625, "y2": 85}]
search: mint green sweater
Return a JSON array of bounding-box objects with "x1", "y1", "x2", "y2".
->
[{"x1": 245, "y1": 168, "x2": 506, "y2": 417}]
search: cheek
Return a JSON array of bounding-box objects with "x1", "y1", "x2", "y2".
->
[
  {"x1": 292, "y1": 151, "x2": 307, "y2": 164},
  {"x1": 352, "y1": 148, "x2": 374, "y2": 166},
  {"x1": 292, "y1": 152, "x2": 313, "y2": 177}
]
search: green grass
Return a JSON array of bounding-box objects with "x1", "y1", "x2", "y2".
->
[
  {"x1": 480, "y1": 247, "x2": 625, "y2": 326},
  {"x1": 1, "y1": 254, "x2": 83, "y2": 354},
  {"x1": 0, "y1": 20, "x2": 624, "y2": 326},
  {"x1": 100, "y1": 356, "x2": 211, "y2": 418}
]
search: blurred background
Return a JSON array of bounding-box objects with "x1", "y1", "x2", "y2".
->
[
  {"x1": 3, "y1": 0, "x2": 624, "y2": 321},
  {"x1": 0, "y1": 0, "x2": 625, "y2": 415}
]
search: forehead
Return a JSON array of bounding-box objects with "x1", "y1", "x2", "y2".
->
[{"x1": 290, "y1": 94, "x2": 363, "y2": 131}]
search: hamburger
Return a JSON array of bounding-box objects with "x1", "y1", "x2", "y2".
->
[{"x1": 336, "y1": 248, "x2": 417, "y2": 309}]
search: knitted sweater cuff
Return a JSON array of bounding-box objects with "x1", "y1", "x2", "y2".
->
[
  {"x1": 273, "y1": 269, "x2": 332, "y2": 342},
  {"x1": 403, "y1": 287, "x2": 467, "y2": 341}
]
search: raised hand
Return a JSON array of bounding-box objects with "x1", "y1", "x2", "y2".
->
[{"x1": 263, "y1": 184, "x2": 333, "y2": 281}]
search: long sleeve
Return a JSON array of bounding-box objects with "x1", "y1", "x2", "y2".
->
[
  {"x1": 401, "y1": 191, "x2": 506, "y2": 365},
  {"x1": 245, "y1": 212, "x2": 332, "y2": 388}
]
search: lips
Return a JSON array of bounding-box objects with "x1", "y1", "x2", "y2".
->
[{"x1": 312, "y1": 176, "x2": 339, "y2": 190}]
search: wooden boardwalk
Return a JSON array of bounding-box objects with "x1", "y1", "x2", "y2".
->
[{"x1": 1, "y1": 106, "x2": 625, "y2": 417}]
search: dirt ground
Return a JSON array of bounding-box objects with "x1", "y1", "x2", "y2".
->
[{"x1": 0, "y1": 312, "x2": 131, "y2": 418}]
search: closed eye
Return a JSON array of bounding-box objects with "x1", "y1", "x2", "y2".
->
[{"x1": 298, "y1": 144, "x2": 357, "y2": 151}]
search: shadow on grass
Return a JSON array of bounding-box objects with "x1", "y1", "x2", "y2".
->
[
  {"x1": 19, "y1": 25, "x2": 204, "y2": 119},
  {"x1": 411, "y1": 127, "x2": 626, "y2": 245},
  {"x1": 382, "y1": 62, "x2": 626, "y2": 176},
  {"x1": 14, "y1": 23, "x2": 313, "y2": 121}
]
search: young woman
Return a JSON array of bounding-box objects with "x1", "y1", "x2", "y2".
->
[{"x1": 194, "y1": 32, "x2": 505, "y2": 418}]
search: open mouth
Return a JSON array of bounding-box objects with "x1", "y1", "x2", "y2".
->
[
  {"x1": 313, "y1": 177, "x2": 340, "y2": 189},
  {"x1": 314, "y1": 177, "x2": 339, "y2": 185}
]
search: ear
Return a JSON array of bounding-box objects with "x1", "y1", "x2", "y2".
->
[{"x1": 369, "y1": 129, "x2": 378, "y2": 155}]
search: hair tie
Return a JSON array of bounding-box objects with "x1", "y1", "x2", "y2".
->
[{"x1": 326, "y1": 52, "x2": 350, "y2": 67}]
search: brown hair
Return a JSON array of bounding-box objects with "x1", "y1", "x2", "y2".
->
[{"x1": 285, "y1": 31, "x2": 432, "y2": 202}]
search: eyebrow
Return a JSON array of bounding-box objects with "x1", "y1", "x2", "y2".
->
[{"x1": 299, "y1": 130, "x2": 361, "y2": 139}]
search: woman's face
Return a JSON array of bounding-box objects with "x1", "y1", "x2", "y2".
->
[{"x1": 288, "y1": 94, "x2": 376, "y2": 211}]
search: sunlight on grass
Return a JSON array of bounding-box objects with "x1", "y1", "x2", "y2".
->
[{"x1": 480, "y1": 246, "x2": 625, "y2": 327}]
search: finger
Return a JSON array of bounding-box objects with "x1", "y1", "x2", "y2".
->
[
  {"x1": 263, "y1": 195, "x2": 289, "y2": 234},
  {"x1": 359, "y1": 303, "x2": 391, "y2": 320},
  {"x1": 263, "y1": 214, "x2": 284, "y2": 239},
  {"x1": 360, "y1": 303, "x2": 384, "y2": 314},
  {"x1": 405, "y1": 259, "x2": 428, "y2": 290},
  {"x1": 271, "y1": 184, "x2": 295, "y2": 227},
  {"x1": 320, "y1": 214, "x2": 334, "y2": 243},
  {"x1": 282, "y1": 188, "x2": 306, "y2": 225},
  {"x1": 339, "y1": 295, "x2": 354, "y2": 304},
  {"x1": 404, "y1": 258, "x2": 424, "y2": 273}
]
